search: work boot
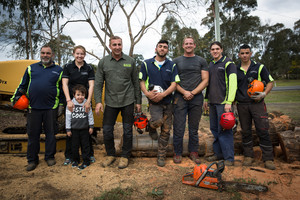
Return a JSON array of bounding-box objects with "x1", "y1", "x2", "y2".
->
[
  {"x1": 26, "y1": 162, "x2": 38, "y2": 171},
  {"x1": 118, "y1": 157, "x2": 129, "y2": 169},
  {"x1": 189, "y1": 152, "x2": 201, "y2": 164},
  {"x1": 149, "y1": 128, "x2": 158, "y2": 140},
  {"x1": 224, "y1": 160, "x2": 234, "y2": 166},
  {"x1": 101, "y1": 156, "x2": 116, "y2": 167},
  {"x1": 243, "y1": 157, "x2": 253, "y2": 166},
  {"x1": 173, "y1": 155, "x2": 182, "y2": 164},
  {"x1": 46, "y1": 159, "x2": 56, "y2": 166},
  {"x1": 157, "y1": 157, "x2": 165, "y2": 167},
  {"x1": 206, "y1": 155, "x2": 218, "y2": 162},
  {"x1": 265, "y1": 160, "x2": 276, "y2": 170}
]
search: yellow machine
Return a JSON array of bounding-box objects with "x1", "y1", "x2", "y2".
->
[{"x1": 0, "y1": 60, "x2": 121, "y2": 154}]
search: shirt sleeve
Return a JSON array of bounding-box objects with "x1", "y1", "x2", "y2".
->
[
  {"x1": 139, "y1": 61, "x2": 148, "y2": 81},
  {"x1": 88, "y1": 108, "x2": 94, "y2": 128},
  {"x1": 62, "y1": 64, "x2": 70, "y2": 79},
  {"x1": 88, "y1": 65, "x2": 95, "y2": 81},
  {"x1": 94, "y1": 59, "x2": 104, "y2": 104},
  {"x1": 260, "y1": 65, "x2": 274, "y2": 84},
  {"x1": 131, "y1": 59, "x2": 142, "y2": 104},
  {"x1": 172, "y1": 63, "x2": 180, "y2": 83},
  {"x1": 11, "y1": 66, "x2": 30, "y2": 102},
  {"x1": 65, "y1": 106, "x2": 72, "y2": 131},
  {"x1": 225, "y1": 62, "x2": 237, "y2": 104}
]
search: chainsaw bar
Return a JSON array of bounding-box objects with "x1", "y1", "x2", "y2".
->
[{"x1": 221, "y1": 181, "x2": 268, "y2": 194}]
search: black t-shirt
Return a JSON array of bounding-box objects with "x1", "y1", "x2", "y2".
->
[{"x1": 62, "y1": 60, "x2": 95, "y2": 98}]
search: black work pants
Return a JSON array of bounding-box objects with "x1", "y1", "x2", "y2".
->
[
  {"x1": 71, "y1": 129, "x2": 90, "y2": 165},
  {"x1": 237, "y1": 100, "x2": 274, "y2": 161},
  {"x1": 26, "y1": 109, "x2": 57, "y2": 163},
  {"x1": 102, "y1": 103, "x2": 134, "y2": 158}
]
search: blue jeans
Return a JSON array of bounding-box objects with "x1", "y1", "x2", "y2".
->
[
  {"x1": 209, "y1": 104, "x2": 234, "y2": 161},
  {"x1": 173, "y1": 92, "x2": 203, "y2": 155}
]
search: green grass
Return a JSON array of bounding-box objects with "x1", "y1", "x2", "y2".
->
[
  {"x1": 265, "y1": 90, "x2": 300, "y2": 103},
  {"x1": 274, "y1": 79, "x2": 300, "y2": 87}
]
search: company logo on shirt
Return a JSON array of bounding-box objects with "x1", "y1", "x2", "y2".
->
[
  {"x1": 52, "y1": 71, "x2": 60, "y2": 75},
  {"x1": 81, "y1": 72, "x2": 88, "y2": 75},
  {"x1": 166, "y1": 69, "x2": 172, "y2": 72},
  {"x1": 123, "y1": 64, "x2": 132, "y2": 67},
  {"x1": 249, "y1": 71, "x2": 258, "y2": 74}
]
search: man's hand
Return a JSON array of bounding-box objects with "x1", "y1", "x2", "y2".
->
[
  {"x1": 67, "y1": 100, "x2": 75, "y2": 112},
  {"x1": 84, "y1": 100, "x2": 91, "y2": 113},
  {"x1": 203, "y1": 101, "x2": 209, "y2": 111},
  {"x1": 135, "y1": 104, "x2": 141, "y2": 113},
  {"x1": 183, "y1": 91, "x2": 194, "y2": 101},
  {"x1": 151, "y1": 92, "x2": 165, "y2": 103},
  {"x1": 58, "y1": 105, "x2": 64, "y2": 117},
  {"x1": 224, "y1": 104, "x2": 232, "y2": 113},
  {"x1": 251, "y1": 92, "x2": 266, "y2": 101},
  {"x1": 67, "y1": 131, "x2": 72, "y2": 137},
  {"x1": 89, "y1": 128, "x2": 93, "y2": 135},
  {"x1": 95, "y1": 103, "x2": 103, "y2": 115}
]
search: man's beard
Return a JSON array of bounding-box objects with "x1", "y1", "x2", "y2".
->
[{"x1": 41, "y1": 58, "x2": 53, "y2": 65}]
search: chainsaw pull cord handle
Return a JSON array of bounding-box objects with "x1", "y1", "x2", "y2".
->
[{"x1": 195, "y1": 161, "x2": 217, "y2": 186}]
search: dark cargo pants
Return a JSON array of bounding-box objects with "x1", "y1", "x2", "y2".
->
[{"x1": 237, "y1": 100, "x2": 274, "y2": 161}]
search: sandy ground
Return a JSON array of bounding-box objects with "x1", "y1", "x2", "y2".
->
[{"x1": 0, "y1": 110, "x2": 300, "y2": 200}]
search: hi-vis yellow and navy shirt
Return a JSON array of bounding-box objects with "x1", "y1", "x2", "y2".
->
[
  {"x1": 12, "y1": 61, "x2": 63, "y2": 109},
  {"x1": 205, "y1": 56, "x2": 237, "y2": 105},
  {"x1": 139, "y1": 56, "x2": 180, "y2": 104},
  {"x1": 236, "y1": 60, "x2": 274, "y2": 104},
  {"x1": 94, "y1": 53, "x2": 141, "y2": 108}
]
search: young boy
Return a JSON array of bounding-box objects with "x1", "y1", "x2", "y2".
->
[{"x1": 65, "y1": 84, "x2": 94, "y2": 170}]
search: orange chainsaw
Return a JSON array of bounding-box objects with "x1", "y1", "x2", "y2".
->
[{"x1": 182, "y1": 161, "x2": 268, "y2": 194}]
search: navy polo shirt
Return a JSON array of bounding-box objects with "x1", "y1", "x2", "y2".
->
[
  {"x1": 62, "y1": 60, "x2": 95, "y2": 98},
  {"x1": 139, "y1": 56, "x2": 179, "y2": 104}
]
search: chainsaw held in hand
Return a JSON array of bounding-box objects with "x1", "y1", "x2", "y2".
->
[{"x1": 182, "y1": 161, "x2": 268, "y2": 194}]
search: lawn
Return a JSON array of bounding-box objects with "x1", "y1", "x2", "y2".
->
[{"x1": 274, "y1": 79, "x2": 300, "y2": 87}]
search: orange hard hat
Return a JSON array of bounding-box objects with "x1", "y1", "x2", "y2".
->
[
  {"x1": 247, "y1": 79, "x2": 264, "y2": 97},
  {"x1": 13, "y1": 95, "x2": 29, "y2": 110}
]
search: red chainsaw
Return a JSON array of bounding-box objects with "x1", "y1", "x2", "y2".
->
[{"x1": 182, "y1": 161, "x2": 268, "y2": 194}]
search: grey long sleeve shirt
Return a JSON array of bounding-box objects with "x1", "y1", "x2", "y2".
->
[{"x1": 94, "y1": 53, "x2": 141, "y2": 107}]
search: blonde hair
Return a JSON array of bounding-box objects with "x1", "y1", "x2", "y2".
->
[{"x1": 73, "y1": 45, "x2": 86, "y2": 55}]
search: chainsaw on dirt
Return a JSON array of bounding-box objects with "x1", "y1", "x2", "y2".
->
[
  {"x1": 133, "y1": 112, "x2": 149, "y2": 134},
  {"x1": 182, "y1": 161, "x2": 268, "y2": 194}
]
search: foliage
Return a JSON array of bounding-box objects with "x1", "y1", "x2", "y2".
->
[
  {"x1": 94, "y1": 187, "x2": 133, "y2": 200},
  {"x1": 0, "y1": 0, "x2": 75, "y2": 61}
]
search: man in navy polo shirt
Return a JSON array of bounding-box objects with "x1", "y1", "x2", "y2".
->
[
  {"x1": 139, "y1": 39, "x2": 180, "y2": 167},
  {"x1": 11, "y1": 45, "x2": 64, "y2": 171},
  {"x1": 236, "y1": 44, "x2": 275, "y2": 170}
]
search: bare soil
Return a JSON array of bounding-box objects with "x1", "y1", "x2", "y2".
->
[{"x1": 0, "y1": 109, "x2": 300, "y2": 200}]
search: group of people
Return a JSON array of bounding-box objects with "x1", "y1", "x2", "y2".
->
[{"x1": 12, "y1": 35, "x2": 275, "y2": 172}]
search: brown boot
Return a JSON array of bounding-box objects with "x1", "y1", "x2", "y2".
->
[
  {"x1": 243, "y1": 157, "x2": 253, "y2": 166},
  {"x1": 265, "y1": 160, "x2": 276, "y2": 170},
  {"x1": 118, "y1": 157, "x2": 129, "y2": 169},
  {"x1": 101, "y1": 156, "x2": 116, "y2": 167}
]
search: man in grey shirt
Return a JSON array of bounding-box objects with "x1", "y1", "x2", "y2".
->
[
  {"x1": 173, "y1": 36, "x2": 209, "y2": 164},
  {"x1": 94, "y1": 36, "x2": 141, "y2": 169}
]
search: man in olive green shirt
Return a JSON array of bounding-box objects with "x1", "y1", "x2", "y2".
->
[{"x1": 94, "y1": 36, "x2": 141, "y2": 169}]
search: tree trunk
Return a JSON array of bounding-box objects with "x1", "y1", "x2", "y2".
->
[{"x1": 278, "y1": 128, "x2": 300, "y2": 162}]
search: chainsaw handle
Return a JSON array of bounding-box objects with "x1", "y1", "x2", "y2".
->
[{"x1": 182, "y1": 172, "x2": 197, "y2": 186}]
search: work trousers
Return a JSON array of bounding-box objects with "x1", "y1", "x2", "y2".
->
[
  {"x1": 102, "y1": 103, "x2": 134, "y2": 158},
  {"x1": 209, "y1": 104, "x2": 234, "y2": 162},
  {"x1": 173, "y1": 92, "x2": 203, "y2": 155},
  {"x1": 71, "y1": 129, "x2": 90, "y2": 165},
  {"x1": 26, "y1": 108, "x2": 57, "y2": 163},
  {"x1": 237, "y1": 100, "x2": 274, "y2": 161},
  {"x1": 149, "y1": 103, "x2": 172, "y2": 158}
]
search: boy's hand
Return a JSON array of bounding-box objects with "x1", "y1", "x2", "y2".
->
[{"x1": 67, "y1": 131, "x2": 72, "y2": 137}]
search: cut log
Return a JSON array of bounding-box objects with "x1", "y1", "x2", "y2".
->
[{"x1": 278, "y1": 129, "x2": 300, "y2": 162}]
